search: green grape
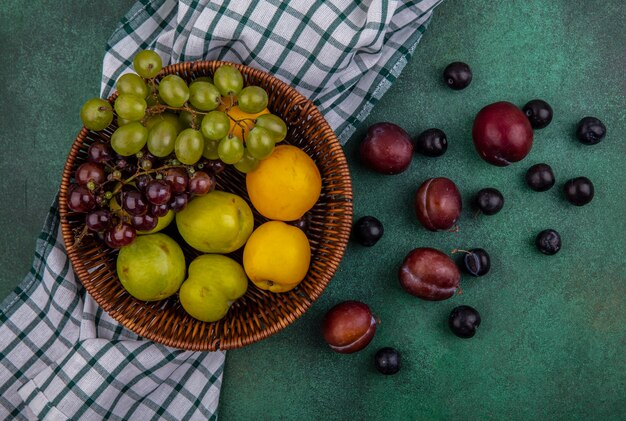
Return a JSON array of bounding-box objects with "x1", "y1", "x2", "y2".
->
[
  {"x1": 133, "y1": 50, "x2": 162, "y2": 79},
  {"x1": 114, "y1": 94, "x2": 147, "y2": 121},
  {"x1": 188, "y1": 81, "x2": 220, "y2": 111},
  {"x1": 192, "y1": 76, "x2": 213, "y2": 84},
  {"x1": 238, "y1": 86, "x2": 268, "y2": 114},
  {"x1": 213, "y1": 65, "x2": 244, "y2": 96},
  {"x1": 147, "y1": 120, "x2": 178, "y2": 157},
  {"x1": 116, "y1": 73, "x2": 149, "y2": 98},
  {"x1": 111, "y1": 122, "x2": 148, "y2": 156},
  {"x1": 233, "y1": 149, "x2": 260, "y2": 173},
  {"x1": 144, "y1": 112, "x2": 181, "y2": 132},
  {"x1": 117, "y1": 116, "x2": 134, "y2": 127},
  {"x1": 255, "y1": 113, "x2": 287, "y2": 143},
  {"x1": 179, "y1": 109, "x2": 203, "y2": 129},
  {"x1": 217, "y1": 135, "x2": 244, "y2": 164},
  {"x1": 80, "y1": 98, "x2": 113, "y2": 131},
  {"x1": 201, "y1": 111, "x2": 230, "y2": 140},
  {"x1": 158, "y1": 75, "x2": 190, "y2": 107},
  {"x1": 175, "y1": 129, "x2": 204, "y2": 165},
  {"x1": 246, "y1": 127, "x2": 275, "y2": 160},
  {"x1": 202, "y1": 138, "x2": 220, "y2": 160}
]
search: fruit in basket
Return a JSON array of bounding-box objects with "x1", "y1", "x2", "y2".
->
[
  {"x1": 246, "y1": 145, "x2": 321, "y2": 221},
  {"x1": 176, "y1": 190, "x2": 254, "y2": 253},
  {"x1": 415, "y1": 177, "x2": 462, "y2": 231},
  {"x1": 158, "y1": 75, "x2": 190, "y2": 107},
  {"x1": 472, "y1": 101, "x2": 533, "y2": 166},
  {"x1": 243, "y1": 221, "x2": 311, "y2": 292},
  {"x1": 213, "y1": 64, "x2": 244, "y2": 96},
  {"x1": 189, "y1": 80, "x2": 221, "y2": 111},
  {"x1": 80, "y1": 98, "x2": 114, "y2": 131},
  {"x1": 116, "y1": 233, "x2": 186, "y2": 301},
  {"x1": 116, "y1": 73, "x2": 149, "y2": 98},
  {"x1": 175, "y1": 128, "x2": 204, "y2": 165},
  {"x1": 133, "y1": 50, "x2": 163, "y2": 79},
  {"x1": 399, "y1": 248, "x2": 460, "y2": 300},
  {"x1": 322, "y1": 301, "x2": 377, "y2": 354},
  {"x1": 217, "y1": 101, "x2": 269, "y2": 140},
  {"x1": 179, "y1": 254, "x2": 248, "y2": 322},
  {"x1": 360, "y1": 122, "x2": 413, "y2": 174},
  {"x1": 111, "y1": 122, "x2": 148, "y2": 156},
  {"x1": 114, "y1": 93, "x2": 147, "y2": 121}
]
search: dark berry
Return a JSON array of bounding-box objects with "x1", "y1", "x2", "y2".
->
[
  {"x1": 525, "y1": 163, "x2": 555, "y2": 192},
  {"x1": 535, "y1": 229, "x2": 561, "y2": 255},
  {"x1": 374, "y1": 347, "x2": 401, "y2": 375},
  {"x1": 576, "y1": 117, "x2": 606, "y2": 145},
  {"x1": 443, "y1": 62, "x2": 472, "y2": 90},
  {"x1": 448, "y1": 306, "x2": 481, "y2": 338},
  {"x1": 563, "y1": 177, "x2": 594, "y2": 206},
  {"x1": 474, "y1": 188, "x2": 504, "y2": 215},
  {"x1": 522, "y1": 99, "x2": 553, "y2": 129},
  {"x1": 415, "y1": 128, "x2": 448, "y2": 157},
  {"x1": 352, "y1": 216, "x2": 384, "y2": 246},
  {"x1": 461, "y1": 248, "x2": 490, "y2": 277}
]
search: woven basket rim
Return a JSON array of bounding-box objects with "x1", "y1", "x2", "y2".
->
[{"x1": 59, "y1": 60, "x2": 353, "y2": 350}]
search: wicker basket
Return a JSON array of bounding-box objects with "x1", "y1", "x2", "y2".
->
[{"x1": 59, "y1": 61, "x2": 353, "y2": 351}]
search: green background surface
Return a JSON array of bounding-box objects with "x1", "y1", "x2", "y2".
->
[{"x1": 1, "y1": 0, "x2": 625, "y2": 420}]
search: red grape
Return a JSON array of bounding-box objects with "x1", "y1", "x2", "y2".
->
[
  {"x1": 398, "y1": 248, "x2": 460, "y2": 300},
  {"x1": 188, "y1": 171, "x2": 215, "y2": 196},
  {"x1": 67, "y1": 184, "x2": 96, "y2": 213},
  {"x1": 146, "y1": 180, "x2": 172, "y2": 205},
  {"x1": 104, "y1": 223, "x2": 136, "y2": 248},
  {"x1": 75, "y1": 162, "x2": 106, "y2": 186},
  {"x1": 87, "y1": 141, "x2": 113, "y2": 164},
  {"x1": 151, "y1": 203, "x2": 169, "y2": 217},
  {"x1": 321, "y1": 301, "x2": 377, "y2": 354},
  {"x1": 359, "y1": 122, "x2": 413, "y2": 174},
  {"x1": 415, "y1": 177, "x2": 462, "y2": 231},
  {"x1": 135, "y1": 174, "x2": 152, "y2": 192},
  {"x1": 202, "y1": 159, "x2": 226, "y2": 174},
  {"x1": 164, "y1": 168, "x2": 188, "y2": 193},
  {"x1": 121, "y1": 189, "x2": 148, "y2": 216},
  {"x1": 472, "y1": 101, "x2": 533, "y2": 166},
  {"x1": 85, "y1": 209, "x2": 112, "y2": 232},
  {"x1": 131, "y1": 214, "x2": 158, "y2": 231},
  {"x1": 170, "y1": 193, "x2": 189, "y2": 212}
]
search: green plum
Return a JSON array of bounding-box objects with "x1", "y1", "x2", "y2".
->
[
  {"x1": 116, "y1": 233, "x2": 186, "y2": 301},
  {"x1": 179, "y1": 254, "x2": 248, "y2": 322},
  {"x1": 176, "y1": 190, "x2": 254, "y2": 253}
]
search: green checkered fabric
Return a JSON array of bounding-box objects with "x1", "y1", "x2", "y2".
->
[
  {"x1": 102, "y1": 0, "x2": 442, "y2": 143},
  {"x1": 1, "y1": 0, "x2": 441, "y2": 419}
]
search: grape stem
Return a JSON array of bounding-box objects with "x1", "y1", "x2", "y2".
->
[
  {"x1": 72, "y1": 225, "x2": 90, "y2": 248},
  {"x1": 109, "y1": 164, "x2": 188, "y2": 196}
]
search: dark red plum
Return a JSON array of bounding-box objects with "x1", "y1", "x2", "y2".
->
[
  {"x1": 399, "y1": 248, "x2": 460, "y2": 301},
  {"x1": 322, "y1": 301, "x2": 377, "y2": 354},
  {"x1": 415, "y1": 177, "x2": 462, "y2": 231},
  {"x1": 360, "y1": 122, "x2": 413, "y2": 174},
  {"x1": 472, "y1": 101, "x2": 533, "y2": 166}
]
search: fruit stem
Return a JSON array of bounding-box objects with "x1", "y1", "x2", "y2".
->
[
  {"x1": 72, "y1": 224, "x2": 90, "y2": 248},
  {"x1": 451, "y1": 248, "x2": 471, "y2": 255}
]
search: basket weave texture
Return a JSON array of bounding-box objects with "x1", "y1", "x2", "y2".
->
[{"x1": 59, "y1": 61, "x2": 353, "y2": 351}]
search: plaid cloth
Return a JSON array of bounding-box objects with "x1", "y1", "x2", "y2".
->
[{"x1": 1, "y1": 0, "x2": 442, "y2": 419}]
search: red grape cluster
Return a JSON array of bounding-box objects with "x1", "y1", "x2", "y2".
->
[{"x1": 67, "y1": 140, "x2": 222, "y2": 248}]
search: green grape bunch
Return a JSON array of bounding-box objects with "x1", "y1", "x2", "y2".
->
[{"x1": 73, "y1": 50, "x2": 290, "y2": 250}]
